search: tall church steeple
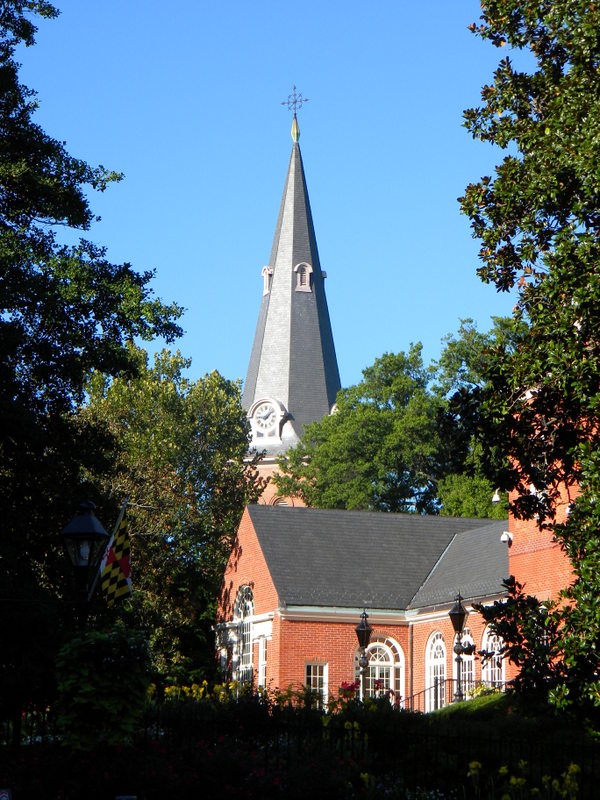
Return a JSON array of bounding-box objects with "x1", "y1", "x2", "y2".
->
[{"x1": 243, "y1": 113, "x2": 341, "y2": 459}]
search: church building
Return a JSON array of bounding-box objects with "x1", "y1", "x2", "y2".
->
[{"x1": 216, "y1": 106, "x2": 567, "y2": 708}]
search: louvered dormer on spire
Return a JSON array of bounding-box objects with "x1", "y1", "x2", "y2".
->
[{"x1": 243, "y1": 113, "x2": 341, "y2": 458}]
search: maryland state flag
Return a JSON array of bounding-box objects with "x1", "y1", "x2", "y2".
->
[{"x1": 100, "y1": 503, "x2": 132, "y2": 606}]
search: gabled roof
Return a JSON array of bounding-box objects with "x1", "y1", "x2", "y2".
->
[
  {"x1": 246, "y1": 505, "x2": 508, "y2": 610},
  {"x1": 242, "y1": 122, "x2": 341, "y2": 454}
]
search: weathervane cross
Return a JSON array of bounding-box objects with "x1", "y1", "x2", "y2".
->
[{"x1": 281, "y1": 84, "x2": 309, "y2": 115}]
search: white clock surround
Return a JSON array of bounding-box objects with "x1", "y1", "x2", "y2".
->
[{"x1": 248, "y1": 398, "x2": 288, "y2": 444}]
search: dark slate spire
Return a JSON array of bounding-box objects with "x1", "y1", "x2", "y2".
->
[{"x1": 243, "y1": 116, "x2": 341, "y2": 456}]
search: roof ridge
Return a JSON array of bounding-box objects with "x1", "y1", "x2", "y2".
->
[{"x1": 248, "y1": 504, "x2": 499, "y2": 524}]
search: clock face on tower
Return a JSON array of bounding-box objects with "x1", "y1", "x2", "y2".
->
[{"x1": 253, "y1": 401, "x2": 277, "y2": 432}]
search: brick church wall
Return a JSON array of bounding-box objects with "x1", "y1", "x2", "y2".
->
[
  {"x1": 508, "y1": 485, "x2": 576, "y2": 602},
  {"x1": 255, "y1": 460, "x2": 306, "y2": 507},
  {"x1": 270, "y1": 620, "x2": 412, "y2": 697},
  {"x1": 217, "y1": 508, "x2": 278, "y2": 621}
]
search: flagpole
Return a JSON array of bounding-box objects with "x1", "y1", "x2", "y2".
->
[{"x1": 87, "y1": 498, "x2": 128, "y2": 603}]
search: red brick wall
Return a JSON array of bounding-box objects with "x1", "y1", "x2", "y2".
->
[
  {"x1": 273, "y1": 620, "x2": 409, "y2": 697},
  {"x1": 217, "y1": 508, "x2": 278, "y2": 621},
  {"x1": 255, "y1": 461, "x2": 305, "y2": 507},
  {"x1": 508, "y1": 485, "x2": 576, "y2": 601},
  {"x1": 267, "y1": 613, "x2": 517, "y2": 701}
]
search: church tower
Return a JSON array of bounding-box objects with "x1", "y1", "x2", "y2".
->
[{"x1": 243, "y1": 109, "x2": 340, "y2": 502}]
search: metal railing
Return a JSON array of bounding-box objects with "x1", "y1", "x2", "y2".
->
[{"x1": 406, "y1": 677, "x2": 506, "y2": 713}]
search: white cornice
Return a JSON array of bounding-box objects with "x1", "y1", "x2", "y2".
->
[
  {"x1": 278, "y1": 606, "x2": 409, "y2": 625},
  {"x1": 408, "y1": 593, "x2": 507, "y2": 624},
  {"x1": 274, "y1": 594, "x2": 508, "y2": 627}
]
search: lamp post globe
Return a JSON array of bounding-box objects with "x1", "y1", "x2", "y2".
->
[
  {"x1": 449, "y1": 593, "x2": 467, "y2": 636},
  {"x1": 61, "y1": 501, "x2": 109, "y2": 593},
  {"x1": 355, "y1": 609, "x2": 373, "y2": 650}
]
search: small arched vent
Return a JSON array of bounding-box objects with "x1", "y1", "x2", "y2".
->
[{"x1": 294, "y1": 262, "x2": 313, "y2": 292}]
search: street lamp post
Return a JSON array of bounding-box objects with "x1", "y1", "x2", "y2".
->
[
  {"x1": 355, "y1": 609, "x2": 373, "y2": 701},
  {"x1": 61, "y1": 500, "x2": 109, "y2": 624},
  {"x1": 449, "y1": 593, "x2": 475, "y2": 703}
]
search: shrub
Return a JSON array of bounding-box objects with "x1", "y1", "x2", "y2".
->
[{"x1": 55, "y1": 626, "x2": 149, "y2": 750}]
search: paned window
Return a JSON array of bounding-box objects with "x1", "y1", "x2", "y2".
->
[
  {"x1": 481, "y1": 628, "x2": 504, "y2": 688},
  {"x1": 354, "y1": 637, "x2": 405, "y2": 705},
  {"x1": 234, "y1": 586, "x2": 254, "y2": 685},
  {"x1": 305, "y1": 663, "x2": 328, "y2": 707},
  {"x1": 426, "y1": 632, "x2": 447, "y2": 711},
  {"x1": 453, "y1": 628, "x2": 475, "y2": 697}
]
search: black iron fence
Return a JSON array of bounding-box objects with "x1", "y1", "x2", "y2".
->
[{"x1": 2, "y1": 699, "x2": 599, "y2": 798}]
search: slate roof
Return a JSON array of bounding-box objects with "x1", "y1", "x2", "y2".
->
[
  {"x1": 408, "y1": 521, "x2": 509, "y2": 608},
  {"x1": 242, "y1": 128, "x2": 341, "y2": 454},
  {"x1": 246, "y1": 505, "x2": 508, "y2": 610}
]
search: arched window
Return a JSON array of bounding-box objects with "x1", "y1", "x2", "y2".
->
[
  {"x1": 354, "y1": 637, "x2": 405, "y2": 705},
  {"x1": 234, "y1": 586, "x2": 254, "y2": 684},
  {"x1": 481, "y1": 627, "x2": 505, "y2": 688},
  {"x1": 294, "y1": 262, "x2": 313, "y2": 292},
  {"x1": 426, "y1": 632, "x2": 446, "y2": 712},
  {"x1": 453, "y1": 627, "x2": 475, "y2": 697}
]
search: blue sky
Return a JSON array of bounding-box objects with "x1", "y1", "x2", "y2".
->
[{"x1": 20, "y1": 1, "x2": 517, "y2": 388}]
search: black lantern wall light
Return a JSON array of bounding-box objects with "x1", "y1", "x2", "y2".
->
[
  {"x1": 61, "y1": 500, "x2": 109, "y2": 622},
  {"x1": 448, "y1": 593, "x2": 475, "y2": 703},
  {"x1": 355, "y1": 609, "x2": 373, "y2": 700}
]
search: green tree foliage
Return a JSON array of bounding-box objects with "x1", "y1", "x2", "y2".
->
[
  {"x1": 475, "y1": 577, "x2": 564, "y2": 698},
  {"x1": 433, "y1": 316, "x2": 527, "y2": 397},
  {"x1": 437, "y1": 471, "x2": 506, "y2": 519},
  {"x1": 0, "y1": 1, "x2": 181, "y2": 724},
  {"x1": 434, "y1": 317, "x2": 526, "y2": 517},
  {"x1": 83, "y1": 348, "x2": 263, "y2": 683},
  {"x1": 276, "y1": 324, "x2": 517, "y2": 517},
  {"x1": 276, "y1": 346, "x2": 445, "y2": 512},
  {"x1": 460, "y1": 1, "x2": 600, "y2": 708},
  {"x1": 55, "y1": 627, "x2": 150, "y2": 750}
]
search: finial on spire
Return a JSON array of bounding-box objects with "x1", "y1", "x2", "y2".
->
[
  {"x1": 281, "y1": 84, "x2": 308, "y2": 142},
  {"x1": 291, "y1": 115, "x2": 300, "y2": 142}
]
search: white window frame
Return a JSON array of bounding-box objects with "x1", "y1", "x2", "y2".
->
[
  {"x1": 234, "y1": 586, "x2": 254, "y2": 685},
  {"x1": 354, "y1": 637, "x2": 405, "y2": 706},
  {"x1": 452, "y1": 627, "x2": 475, "y2": 697},
  {"x1": 425, "y1": 631, "x2": 447, "y2": 712},
  {"x1": 258, "y1": 637, "x2": 267, "y2": 689},
  {"x1": 481, "y1": 627, "x2": 505, "y2": 688},
  {"x1": 305, "y1": 662, "x2": 328, "y2": 707}
]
